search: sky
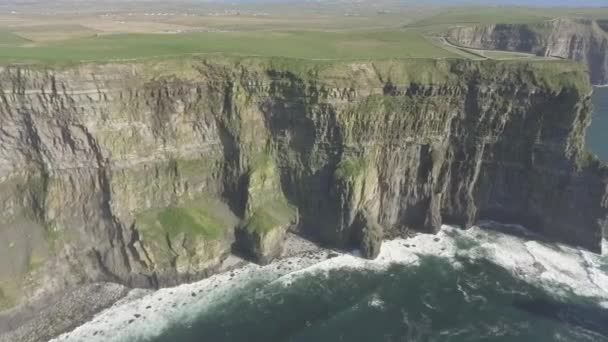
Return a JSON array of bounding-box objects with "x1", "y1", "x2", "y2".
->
[
  {"x1": 454, "y1": 0, "x2": 607, "y2": 6},
  {"x1": 0, "y1": 0, "x2": 606, "y2": 7},
  {"x1": 231, "y1": 0, "x2": 608, "y2": 6}
]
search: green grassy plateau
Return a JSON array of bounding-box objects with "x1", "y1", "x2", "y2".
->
[
  {"x1": 0, "y1": 5, "x2": 605, "y2": 64},
  {"x1": 0, "y1": 30, "x2": 459, "y2": 63}
]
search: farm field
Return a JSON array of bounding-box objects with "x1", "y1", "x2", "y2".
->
[
  {"x1": 0, "y1": 30, "x2": 461, "y2": 63},
  {"x1": 0, "y1": 3, "x2": 605, "y2": 63}
]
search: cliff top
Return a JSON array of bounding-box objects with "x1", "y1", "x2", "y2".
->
[{"x1": 1, "y1": 57, "x2": 591, "y2": 96}]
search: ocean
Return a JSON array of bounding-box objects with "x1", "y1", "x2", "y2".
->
[
  {"x1": 587, "y1": 86, "x2": 608, "y2": 162},
  {"x1": 48, "y1": 87, "x2": 608, "y2": 342},
  {"x1": 52, "y1": 224, "x2": 608, "y2": 342}
]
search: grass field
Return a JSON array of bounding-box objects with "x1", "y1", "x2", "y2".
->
[
  {"x1": 13, "y1": 24, "x2": 97, "y2": 42},
  {"x1": 0, "y1": 3, "x2": 605, "y2": 64},
  {"x1": 0, "y1": 30, "x2": 460, "y2": 63},
  {"x1": 0, "y1": 30, "x2": 28, "y2": 45},
  {"x1": 409, "y1": 7, "x2": 555, "y2": 28},
  {"x1": 408, "y1": 6, "x2": 608, "y2": 29}
]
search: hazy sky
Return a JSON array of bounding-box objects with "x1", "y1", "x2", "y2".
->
[
  {"x1": 0, "y1": 0, "x2": 606, "y2": 7},
  {"x1": 452, "y1": 0, "x2": 607, "y2": 6}
]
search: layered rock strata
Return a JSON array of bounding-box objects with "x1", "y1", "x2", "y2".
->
[
  {"x1": 0, "y1": 57, "x2": 605, "y2": 314},
  {"x1": 448, "y1": 18, "x2": 608, "y2": 85}
]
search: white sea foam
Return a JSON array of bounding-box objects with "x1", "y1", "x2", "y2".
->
[
  {"x1": 51, "y1": 224, "x2": 608, "y2": 342},
  {"x1": 368, "y1": 294, "x2": 385, "y2": 309}
]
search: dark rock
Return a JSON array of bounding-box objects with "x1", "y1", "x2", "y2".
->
[
  {"x1": 234, "y1": 218, "x2": 290, "y2": 265},
  {"x1": 352, "y1": 211, "x2": 383, "y2": 259}
]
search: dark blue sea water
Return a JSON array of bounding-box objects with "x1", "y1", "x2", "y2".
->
[
  {"x1": 53, "y1": 226, "x2": 608, "y2": 342},
  {"x1": 587, "y1": 86, "x2": 608, "y2": 161},
  {"x1": 150, "y1": 259, "x2": 606, "y2": 342}
]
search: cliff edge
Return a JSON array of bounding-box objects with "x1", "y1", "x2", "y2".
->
[{"x1": 448, "y1": 18, "x2": 608, "y2": 85}]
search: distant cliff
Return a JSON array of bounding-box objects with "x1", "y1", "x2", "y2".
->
[
  {"x1": 448, "y1": 18, "x2": 608, "y2": 85},
  {"x1": 0, "y1": 57, "x2": 605, "y2": 314}
]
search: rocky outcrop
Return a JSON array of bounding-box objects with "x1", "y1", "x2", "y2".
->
[
  {"x1": 448, "y1": 18, "x2": 608, "y2": 85},
  {"x1": 0, "y1": 57, "x2": 606, "y2": 314},
  {"x1": 352, "y1": 210, "x2": 383, "y2": 259}
]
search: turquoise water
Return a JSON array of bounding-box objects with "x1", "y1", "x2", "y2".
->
[{"x1": 588, "y1": 86, "x2": 608, "y2": 161}]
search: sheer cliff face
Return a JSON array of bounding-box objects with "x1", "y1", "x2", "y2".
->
[
  {"x1": 448, "y1": 18, "x2": 608, "y2": 85},
  {"x1": 0, "y1": 58, "x2": 605, "y2": 310}
]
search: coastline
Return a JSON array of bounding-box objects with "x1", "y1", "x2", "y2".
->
[
  {"x1": 0, "y1": 283, "x2": 131, "y2": 342},
  {"x1": 3, "y1": 225, "x2": 608, "y2": 342},
  {"x1": 49, "y1": 224, "x2": 608, "y2": 342},
  {"x1": 0, "y1": 233, "x2": 324, "y2": 342}
]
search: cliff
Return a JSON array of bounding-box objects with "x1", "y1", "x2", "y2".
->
[
  {"x1": 447, "y1": 18, "x2": 608, "y2": 85},
  {"x1": 0, "y1": 57, "x2": 606, "y2": 315}
]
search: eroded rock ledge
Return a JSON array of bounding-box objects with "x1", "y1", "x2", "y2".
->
[{"x1": 0, "y1": 57, "x2": 605, "y2": 314}]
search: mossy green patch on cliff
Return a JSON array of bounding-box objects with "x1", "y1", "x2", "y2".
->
[
  {"x1": 523, "y1": 61, "x2": 592, "y2": 95},
  {"x1": 0, "y1": 289, "x2": 12, "y2": 311},
  {"x1": 0, "y1": 283, "x2": 16, "y2": 311},
  {"x1": 134, "y1": 197, "x2": 237, "y2": 272},
  {"x1": 137, "y1": 198, "x2": 229, "y2": 241},
  {"x1": 226, "y1": 57, "x2": 458, "y2": 87},
  {"x1": 244, "y1": 199, "x2": 296, "y2": 236},
  {"x1": 245, "y1": 209, "x2": 280, "y2": 235},
  {"x1": 158, "y1": 207, "x2": 223, "y2": 239},
  {"x1": 139, "y1": 58, "x2": 203, "y2": 80},
  {"x1": 335, "y1": 157, "x2": 369, "y2": 181},
  {"x1": 247, "y1": 152, "x2": 278, "y2": 194},
  {"x1": 186, "y1": 57, "x2": 590, "y2": 96},
  {"x1": 366, "y1": 59, "x2": 456, "y2": 85},
  {"x1": 244, "y1": 151, "x2": 296, "y2": 236}
]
